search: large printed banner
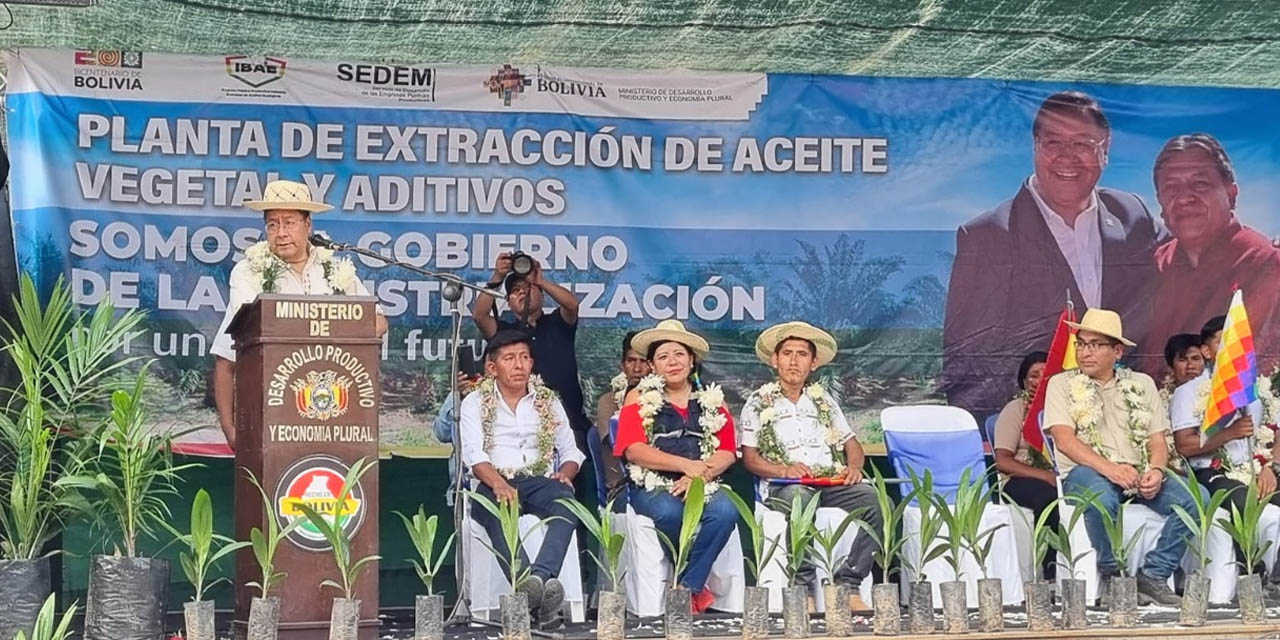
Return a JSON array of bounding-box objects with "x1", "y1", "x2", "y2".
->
[{"x1": 8, "y1": 48, "x2": 1280, "y2": 456}]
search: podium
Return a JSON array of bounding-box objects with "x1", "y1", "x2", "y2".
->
[{"x1": 228, "y1": 294, "x2": 381, "y2": 640}]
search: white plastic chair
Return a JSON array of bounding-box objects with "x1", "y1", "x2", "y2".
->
[
  {"x1": 618, "y1": 504, "x2": 746, "y2": 616},
  {"x1": 882, "y1": 405, "x2": 1025, "y2": 606},
  {"x1": 463, "y1": 503, "x2": 586, "y2": 623},
  {"x1": 756, "y1": 503, "x2": 872, "y2": 612}
]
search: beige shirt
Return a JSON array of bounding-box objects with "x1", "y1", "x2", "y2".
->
[
  {"x1": 992, "y1": 397, "x2": 1033, "y2": 482},
  {"x1": 1043, "y1": 369, "x2": 1170, "y2": 476}
]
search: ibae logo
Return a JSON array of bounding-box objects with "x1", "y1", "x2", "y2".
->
[
  {"x1": 336, "y1": 62, "x2": 436, "y2": 103},
  {"x1": 483, "y1": 64, "x2": 531, "y2": 106},
  {"x1": 274, "y1": 455, "x2": 367, "y2": 552},
  {"x1": 72, "y1": 50, "x2": 144, "y2": 91},
  {"x1": 292, "y1": 370, "x2": 352, "y2": 421},
  {"x1": 222, "y1": 55, "x2": 288, "y2": 99}
]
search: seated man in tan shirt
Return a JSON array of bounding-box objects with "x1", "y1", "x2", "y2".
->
[{"x1": 1045, "y1": 309, "x2": 1201, "y2": 607}]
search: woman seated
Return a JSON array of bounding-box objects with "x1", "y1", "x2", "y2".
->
[
  {"x1": 992, "y1": 350, "x2": 1058, "y2": 579},
  {"x1": 613, "y1": 319, "x2": 739, "y2": 614}
]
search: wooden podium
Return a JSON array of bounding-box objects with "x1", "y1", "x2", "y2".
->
[{"x1": 228, "y1": 294, "x2": 381, "y2": 640}]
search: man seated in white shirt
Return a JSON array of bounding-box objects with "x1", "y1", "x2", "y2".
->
[
  {"x1": 210, "y1": 179, "x2": 387, "y2": 449},
  {"x1": 460, "y1": 330, "x2": 584, "y2": 624},
  {"x1": 740, "y1": 321, "x2": 881, "y2": 611},
  {"x1": 1171, "y1": 315, "x2": 1280, "y2": 599}
]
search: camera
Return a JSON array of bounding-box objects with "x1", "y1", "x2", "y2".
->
[{"x1": 509, "y1": 251, "x2": 535, "y2": 277}]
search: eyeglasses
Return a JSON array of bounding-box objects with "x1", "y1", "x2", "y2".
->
[
  {"x1": 1074, "y1": 340, "x2": 1117, "y2": 352},
  {"x1": 265, "y1": 219, "x2": 306, "y2": 234},
  {"x1": 1036, "y1": 136, "x2": 1106, "y2": 156}
]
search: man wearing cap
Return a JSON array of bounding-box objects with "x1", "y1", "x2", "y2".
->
[
  {"x1": 459, "y1": 330, "x2": 583, "y2": 625},
  {"x1": 1044, "y1": 308, "x2": 1198, "y2": 606},
  {"x1": 472, "y1": 253, "x2": 589, "y2": 447},
  {"x1": 740, "y1": 321, "x2": 880, "y2": 610},
  {"x1": 210, "y1": 179, "x2": 387, "y2": 449}
]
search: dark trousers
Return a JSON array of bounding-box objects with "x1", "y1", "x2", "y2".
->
[
  {"x1": 1193, "y1": 467, "x2": 1280, "y2": 581},
  {"x1": 1001, "y1": 476, "x2": 1059, "y2": 580},
  {"x1": 470, "y1": 476, "x2": 578, "y2": 582},
  {"x1": 769, "y1": 483, "x2": 883, "y2": 586}
]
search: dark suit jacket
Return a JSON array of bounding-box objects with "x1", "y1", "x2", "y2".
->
[{"x1": 942, "y1": 183, "x2": 1164, "y2": 416}]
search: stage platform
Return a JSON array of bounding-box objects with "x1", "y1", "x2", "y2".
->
[{"x1": 366, "y1": 605, "x2": 1280, "y2": 639}]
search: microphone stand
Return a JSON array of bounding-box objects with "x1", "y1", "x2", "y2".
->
[{"x1": 314, "y1": 236, "x2": 561, "y2": 636}]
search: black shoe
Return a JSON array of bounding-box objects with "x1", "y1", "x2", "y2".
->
[
  {"x1": 539, "y1": 577, "x2": 566, "y2": 627},
  {"x1": 1136, "y1": 573, "x2": 1180, "y2": 606},
  {"x1": 516, "y1": 574, "x2": 545, "y2": 616}
]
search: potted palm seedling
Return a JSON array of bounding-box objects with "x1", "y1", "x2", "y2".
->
[
  {"x1": 1048, "y1": 493, "x2": 1093, "y2": 630},
  {"x1": 955, "y1": 468, "x2": 1004, "y2": 633},
  {"x1": 243, "y1": 468, "x2": 304, "y2": 640},
  {"x1": 653, "y1": 477, "x2": 708, "y2": 640},
  {"x1": 855, "y1": 464, "x2": 914, "y2": 636},
  {"x1": 557, "y1": 497, "x2": 627, "y2": 640},
  {"x1": 1216, "y1": 481, "x2": 1273, "y2": 624},
  {"x1": 396, "y1": 506, "x2": 455, "y2": 640},
  {"x1": 904, "y1": 468, "x2": 947, "y2": 634},
  {"x1": 723, "y1": 488, "x2": 783, "y2": 640},
  {"x1": 164, "y1": 488, "x2": 248, "y2": 640},
  {"x1": 811, "y1": 509, "x2": 861, "y2": 636},
  {"x1": 1091, "y1": 496, "x2": 1145, "y2": 627},
  {"x1": 467, "y1": 487, "x2": 565, "y2": 640},
  {"x1": 1166, "y1": 469, "x2": 1232, "y2": 626}
]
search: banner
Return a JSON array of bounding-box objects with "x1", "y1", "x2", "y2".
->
[{"x1": 9, "y1": 48, "x2": 1280, "y2": 456}]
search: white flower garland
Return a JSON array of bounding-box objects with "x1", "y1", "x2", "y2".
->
[
  {"x1": 1067, "y1": 368, "x2": 1153, "y2": 477},
  {"x1": 748, "y1": 381, "x2": 846, "y2": 477},
  {"x1": 627, "y1": 373, "x2": 724, "y2": 497},
  {"x1": 245, "y1": 241, "x2": 358, "y2": 294},
  {"x1": 609, "y1": 372, "x2": 629, "y2": 414},
  {"x1": 478, "y1": 374, "x2": 560, "y2": 479}
]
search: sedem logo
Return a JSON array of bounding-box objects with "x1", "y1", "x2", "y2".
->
[{"x1": 274, "y1": 455, "x2": 366, "y2": 551}]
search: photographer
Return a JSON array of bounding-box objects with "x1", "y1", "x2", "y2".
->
[{"x1": 473, "y1": 252, "x2": 590, "y2": 440}]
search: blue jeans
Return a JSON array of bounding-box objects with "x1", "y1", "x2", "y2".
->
[
  {"x1": 470, "y1": 476, "x2": 578, "y2": 582},
  {"x1": 1062, "y1": 465, "x2": 1204, "y2": 580},
  {"x1": 629, "y1": 486, "x2": 737, "y2": 592}
]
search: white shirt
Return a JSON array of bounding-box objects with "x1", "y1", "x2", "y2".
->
[
  {"x1": 1169, "y1": 369, "x2": 1262, "y2": 469},
  {"x1": 209, "y1": 250, "x2": 377, "y2": 362},
  {"x1": 458, "y1": 385, "x2": 585, "y2": 475},
  {"x1": 1026, "y1": 175, "x2": 1103, "y2": 308},
  {"x1": 739, "y1": 388, "x2": 855, "y2": 498}
]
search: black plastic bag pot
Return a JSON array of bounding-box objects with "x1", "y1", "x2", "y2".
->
[
  {"x1": 84, "y1": 555, "x2": 169, "y2": 640},
  {"x1": 0, "y1": 557, "x2": 51, "y2": 640}
]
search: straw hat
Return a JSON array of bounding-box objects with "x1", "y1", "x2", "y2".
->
[
  {"x1": 245, "y1": 179, "x2": 333, "y2": 213},
  {"x1": 755, "y1": 321, "x2": 838, "y2": 367},
  {"x1": 1066, "y1": 308, "x2": 1135, "y2": 347},
  {"x1": 630, "y1": 320, "x2": 709, "y2": 359}
]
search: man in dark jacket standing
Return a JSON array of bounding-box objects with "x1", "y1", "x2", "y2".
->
[{"x1": 943, "y1": 91, "x2": 1164, "y2": 417}]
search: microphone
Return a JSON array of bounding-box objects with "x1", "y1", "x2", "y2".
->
[{"x1": 310, "y1": 233, "x2": 347, "y2": 250}]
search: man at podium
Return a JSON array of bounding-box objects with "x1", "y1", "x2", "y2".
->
[{"x1": 210, "y1": 179, "x2": 388, "y2": 449}]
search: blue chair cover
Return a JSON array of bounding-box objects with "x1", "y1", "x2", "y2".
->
[{"x1": 885, "y1": 427, "x2": 986, "y2": 506}]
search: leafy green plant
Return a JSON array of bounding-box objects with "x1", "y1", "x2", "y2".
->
[
  {"x1": 88, "y1": 365, "x2": 198, "y2": 557},
  {"x1": 853, "y1": 464, "x2": 913, "y2": 584},
  {"x1": 957, "y1": 468, "x2": 1005, "y2": 579},
  {"x1": 1216, "y1": 480, "x2": 1274, "y2": 575},
  {"x1": 296, "y1": 457, "x2": 381, "y2": 600},
  {"x1": 395, "y1": 506, "x2": 455, "y2": 596},
  {"x1": 1090, "y1": 495, "x2": 1145, "y2": 577},
  {"x1": 468, "y1": 489, "x2": 566, "y2": 591},
  {"x1": 244, "y1": 468, "x2": 304, "y2": 599},
  {"x1": 556, "y1": 497, "x2": 626, "y2": 593},
  {"x1": 1165, "y1": 468, "x2": 1234, "y2": 574},
  {"x1": 0, "y1": 274, "x2": 144, "y2": 560},
  {"x1": 770, "y1": 491, "x2": 821, "y2": 586},
  {"x1": 163, "y1": 488, "x2": 249, "y2": 602},
  {"x1": 13, "y1": 593, "x2": 77, "y2": 640},
  {"x1": 654, "y1": 477, "x2": 706, "y2": 586},
  {"x1": 1004, "y1": 493, "x2": 1069, "y2": 584},
  {"x1": 723, "y1": 487, "x2": 782, "y2": 586},
  {"x1": 812, "y1": 509, "x2": 862, "y2": 586},
  {"x1": 904, "y1": 468, "x2": 947, "y2": 583},
  {"x1": 1048, "y1": 493, "x2": 1093, "y2": 580}
]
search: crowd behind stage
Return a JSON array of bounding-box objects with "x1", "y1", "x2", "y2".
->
[{"x1": 207, "y1": 86, "x2": 1280, "y2": 623}]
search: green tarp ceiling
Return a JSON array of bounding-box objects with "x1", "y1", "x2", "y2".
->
[{"x1": 0, "y1": 0, "x2": 1278, "y2": 87}]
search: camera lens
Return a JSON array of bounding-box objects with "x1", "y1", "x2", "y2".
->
[{"x1": 510, "y1": 252, "x2": 534, "y2": 277}]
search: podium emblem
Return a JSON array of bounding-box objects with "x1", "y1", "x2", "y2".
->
[
  {"x1": 291, "y1": 370, "x2": 352, "y2": 420},
  {"x1": 275, "y1": 455, "x2": 368, "y2": 551}
]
